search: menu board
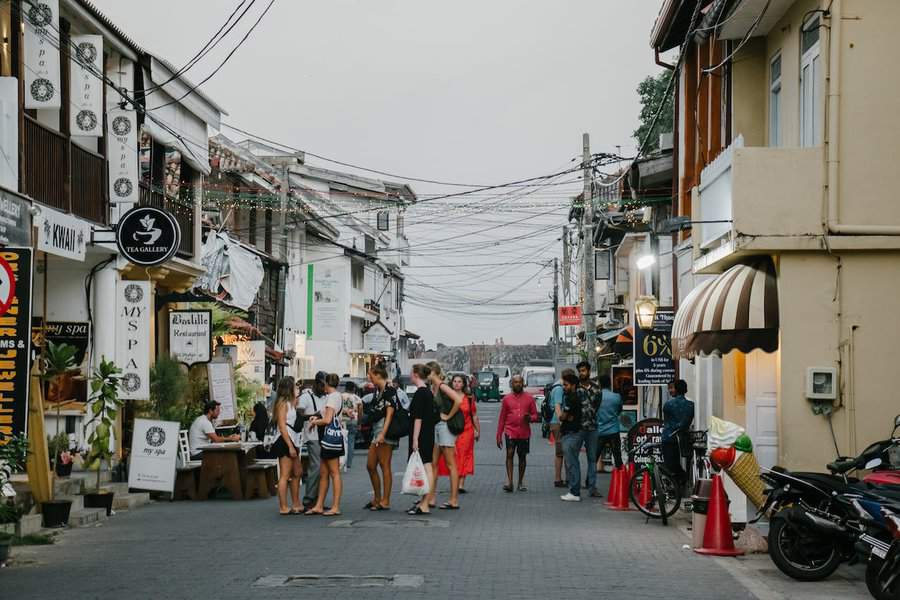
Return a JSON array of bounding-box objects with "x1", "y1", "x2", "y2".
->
[{"x1": 206, "y1": 359, "x2": 236, "y2": 425}]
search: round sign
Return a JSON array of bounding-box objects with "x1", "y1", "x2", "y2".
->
[
  {"x1": 0, "y1": 256, "x2": 15, "y2": 317},
  {"x1": 116, "y1": 206, "x2": 181, "y2": 266},
  {"x1": 626, "y1": 418, "x2": 665, "y2": 465}
]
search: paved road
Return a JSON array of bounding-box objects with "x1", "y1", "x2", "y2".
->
[{"x1": 2, "y1": 403, "x2": 869, "y2": 599}]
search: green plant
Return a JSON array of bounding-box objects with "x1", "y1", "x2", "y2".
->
[
  {"x1": 41, "y1": 341, "x2": 80, "y2": 437},
  {"x1": 0, "y1": 433, "x2": 28, "y2": 496},
  {"x1": 193, "y1": 302, "x2": 248, "y2": 338},
  {"x1": 46, "y1": 432, "x2": 69, "y2": 460},
  {"x1": 83, "y1": 357, "x2": 123, "y2": 493},
  {"x1": 0, "y1": 532, "x2": 55, "y2": 546},
  {"x1": 149, "y1": 355, "x2": 190, "y2": 424},
  {"x1": 234, "y1": 369, "x2": 263, "y2": 423},
  {"x1": 0, "y1": 503, "x2": 23, "y2": 524}
]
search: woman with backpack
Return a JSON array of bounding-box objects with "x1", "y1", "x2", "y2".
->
[
  {"x1": 425, "y1": 362, "x2": 463, "y2": 510},
  {"x1": 438, "y1": 374, "x2": 479, "y2": 493},
  {"x1": 305, "y1": 373, "x2": 344, "y2": 516},
  {"x1": 364, "y1": 365, "x2": 399, "y2": 511},
  {"x1": 271, "y1": 377, "x2": 302, "y2": 515}
]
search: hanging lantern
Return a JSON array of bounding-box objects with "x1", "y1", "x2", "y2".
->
[{"x1": 635, "y1": 295, "x2": 658, "y2": 330}]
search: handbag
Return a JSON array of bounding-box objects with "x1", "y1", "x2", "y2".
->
[
  {"x1": 386, "y1": 403, "x2": 410, "y2": 439},
  {"x1": 438, "y1": 388, "x2": 465, "y2": 435},
  {"x1": 320, "y1": 412, "x2": 344, "y2": 453}
]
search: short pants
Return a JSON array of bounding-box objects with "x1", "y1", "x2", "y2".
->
[
  {"x1": 505, "y1": 435, "x2": 530, "y2": 458},
  {"x1": 435, "y1": 421, "x2": 457, "y2": 447},
  {"x1": 550, "y1": 424, "x2": 563, "y2": 457}
]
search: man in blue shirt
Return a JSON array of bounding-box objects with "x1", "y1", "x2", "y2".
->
[
  {"x1": 594, "y1": 375, "x2": 623, "y2": 473},
  {"x1": 548, "y1": 380, "x2": 566, "y2": 488},
  {"x1": 663, "y1": 379, "x2": 695, "y2": 485}
]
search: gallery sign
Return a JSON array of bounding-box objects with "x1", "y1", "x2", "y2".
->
[
  {"x1": 69, "y1": 35, "x2": 103, "y2": 137},
  {"x1": 128, "y1": 418, "x2": 179, "y2": 493},
  {"x1": 23, "y1": 0, "x2": 61, "y2": 109},
  {"x1": 633, "y1": 307, "x2": 676, "y2": 386},
  {"x1": 0, "y1": 189, "x2": 32, "y2": 248},
  {"x1": 107, "y1": 107, "x2": 139, "y2": 205},
  {"x1": 0, "y1": 249, "x2": 33, "y2": 441},
  {"x1": 115, "y1": 280, "x2": 150, "y2": 400},
  {"x1": 38, "y1": 206, "x2": 89, "y2": 261},
  {"x1": 169, "y1": 310, "x2": 211, "y2": 367},
  {"x1": 116, "y1": 206, "x2": 180, "y2": 266}
]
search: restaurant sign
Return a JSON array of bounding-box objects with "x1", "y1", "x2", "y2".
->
[
  {"x1": 128, "y1": 418, "x2": 179, "y2": 493},
  {"x1": 169, "y1": 310, "x2": 211, "y2": 367},
  {"x1": 633, "y1": 307, "x2": 676, "y2": 386},
  {"x1": 0, "y1": 249, "x2": 33, "y2": 441},
  {"x1": 116, "y1": 280, "x2": 150, "y2": 400},
  {"x1": 37, "y1": 206, "x2": 89, "y2": 261}
]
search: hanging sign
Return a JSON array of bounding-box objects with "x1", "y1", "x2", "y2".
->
[
  {"x1": 0, "y1": 189, "x2": 32, "y2": 248},
  {"x1": 69, "y1": 35, "x2": 103, "y2": 136},
  {"x1": 169, "y1": 309, "x2": 211, "y2": 367},
  {"x1": 128, "y1": 418, "x2": 179, "y2": 493},
  {"x1": 363, "y1": 323, "x2": 392, "y2": 354},
  {"x1": 558, "y1": 305, "x2": 583, "y2": 327},
  {"x1": 207, "y1": 359, "x2": 236, "y2": 425},
  {"x1": 626, "y1": 418, "x2": 664, "y2": 466},
  {"x1": 23, "y1": 0, "x2": 61, "y2": 109},
  {"x1": 37, "y1": 206, "x2": 89, "y2": 261},
  {"x1": 107, "y1": 108, "x2": 139, "y2": 205},
  {"x1": 0, "y1": 249, "x2": 33, "y2": 440},
  {"x1": 116, "y1": 206, "x2": 180, "y2": 266},
  {"x1": 115, "y1": 280, "x2": 150, "y2": 400},
  {"x1": 634, "y1": 307, "x2": 676, "y2": 386}
]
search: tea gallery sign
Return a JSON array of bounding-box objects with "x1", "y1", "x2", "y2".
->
[
  {"x1": 169, "y1": 310, "x2": 211, "y2": 367},
  {"x1": 116, "y1": 206, "x2": 180, "y2": 267}
]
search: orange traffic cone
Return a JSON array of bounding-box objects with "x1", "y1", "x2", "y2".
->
[
  {"x1": 637, "y1": 471, "x2": 652, "y2": 509},
  {"x1": 548, "y1": 430, "x2": 556, "y2": 446},
  {"x1": 694, "y1": 474, "x2": 743, "y2": 556},
  {"x1": 605, "y1": 466, "x2": 621, "y2": 506},
  {"x1": 610, "y1": 465, "x2": 633, "y2": 511}
]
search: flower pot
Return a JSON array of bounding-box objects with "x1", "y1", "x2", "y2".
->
[
  {"x1": 83, "y1": 492, "x2": 114, "y2": 516},
  {"x1": 55, "y1": 460, "x2": 73, "y2": 477},
  {"x1": 42, "y1": 500, "x2": 72, "y2": 528}
]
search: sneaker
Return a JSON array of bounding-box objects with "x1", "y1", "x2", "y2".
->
[{"x1": 560, "y1": 493, "x2": 581, "y2": 502}]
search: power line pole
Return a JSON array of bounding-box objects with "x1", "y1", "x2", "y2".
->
[
  {"x1": 553, "y1": 257, "x2": 560, "y2": 376},
  {"x1": 581, "y1": 133, "x2": 597, "y2": 367}
]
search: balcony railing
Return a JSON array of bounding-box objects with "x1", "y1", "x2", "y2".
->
[
  {"x1": 22, "y1": 115, "x2": 108, "y2": 225},
  {"x1": 138, "y1": 183, "x2": 195, "y2": 258}
]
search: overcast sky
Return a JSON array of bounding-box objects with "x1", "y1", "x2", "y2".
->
[{"x1": 93, "y1": 0, "x2": 664, "y2": 347}]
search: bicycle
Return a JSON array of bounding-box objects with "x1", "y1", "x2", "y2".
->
[{"x1": 627, "y1": 436, "x2": 683, "y2": 525}]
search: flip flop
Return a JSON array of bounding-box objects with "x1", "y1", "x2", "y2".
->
[
  {"x1": 439, "y1": 503, "x2": 460, "y2": 510},
  {"x1": 279, "y1": 511, "x2": 292, "y2": 516},
  {"x1": 518, "y1": 485, "x2": 528, "y2": 492},
  {"x1": 323, "y1": 511, "x2": 342, "y2": 517},
  {"x1": 304, "y1": 510, "x2": 324, "y2": 516},
  {"x1": 363, "y1": 501, "x2": 378, "y2": 510},
  {"x1": 458, "y1": 488, "x2": 468, "y2": 494},
  {"x1": 289, "y1": 508, "x2": 303, "y2": 515},
  {"x1": 503, "y1": 484, "x2": 513, "y2": 493},
  {"x1": 407, "y1": 506, "x2": 429, "y2": 515}
]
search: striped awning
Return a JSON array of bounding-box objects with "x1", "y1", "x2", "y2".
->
[{"x1": 672, "y1": 259, "x2": 779, "y2": 359}]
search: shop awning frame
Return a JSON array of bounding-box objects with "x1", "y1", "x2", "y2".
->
[{"x1": 672, "y1": 258, "x2": 779, "y2": 359}]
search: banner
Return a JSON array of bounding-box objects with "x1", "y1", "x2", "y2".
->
[
  {"x1": 634, "y1": 307, "x2": 676, "y2": 386},
  {"x1": 116, "y1": 280, "x2": 150, "y2": 400},
  {"x1": 306, "y1": 261, "x2": 349, "y2": 341},
  {"x1": 169, "y1": 310, "x2": 211, "y2": 367},
  {"x1": 107, "y1": 108, "x2": 139, "y2": 205},
  {"x1": 0, "y1": 249, "x2": 33, "y2": 441},
  {"x1": 37, "y1": 205, "x2": 89, "y2": 261},
  {"x1": 69, "y1": 35, "x2": 103, "y2": 136},
  {"x1": 128, "y1": 418, "x2": 178, "y2": 493},
  {"x1": 558, "y1": 305, "x2": 583, "y2": 326},
  {"x1": 23, "y1": 0, "x2": 61, "y2": 109}
]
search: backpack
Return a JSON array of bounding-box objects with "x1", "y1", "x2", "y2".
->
[{"x1": 541, "y1": 383, "x2": 561, "y2": 424}]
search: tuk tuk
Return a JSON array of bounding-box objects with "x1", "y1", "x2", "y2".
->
[{"x1": 475, "y1": 370, "x2": 501, "y2": 402}]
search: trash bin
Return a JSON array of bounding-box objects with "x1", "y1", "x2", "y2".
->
[{"x1": 691, "y1": 479, "x2": 713, "y2": 549}]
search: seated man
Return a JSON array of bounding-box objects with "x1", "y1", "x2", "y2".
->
[{"x1": 188, "y1": 400, "x2": 239, "y2": 459}]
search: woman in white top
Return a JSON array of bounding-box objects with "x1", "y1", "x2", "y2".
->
[
  {"x1": 305, "y1": 373, "x2": 344, "y2": 516},
  {"x1": 272, "y1": 376, "x2": 302, "y2": 515}
]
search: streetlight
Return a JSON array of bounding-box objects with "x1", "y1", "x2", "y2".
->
[
  {"x1": 635, "y1": 295, "x2": 658, "y2": 330},
  {"x1": 636, "y1": 254, "x2": 656, "y2": 270}
]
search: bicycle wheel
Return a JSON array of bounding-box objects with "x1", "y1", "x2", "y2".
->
[
  {"x1": 655, "y1": 468, "x2": 683, "y2": 523},
  {"x1": 654, "y1": 468, "x2": 669, "y2": 525},
  {"x1": 629, "y1": 466, "x2": 662, "y2": 518}
]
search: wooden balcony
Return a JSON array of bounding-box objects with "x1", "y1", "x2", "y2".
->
[
  {"x1": 22, "y1": 115, "x2": 108, "y2": 225},
  {"x1": 138, "y1": 183, "x2": 195, "y2": 258}
]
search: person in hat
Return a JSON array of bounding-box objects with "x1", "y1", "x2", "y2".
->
[
  {"x1": 188, "y1": 400, "x2": 239, "y2": 459},
  {"x1": 299, "y1": 371, "x2": 328, "y2": 510}
]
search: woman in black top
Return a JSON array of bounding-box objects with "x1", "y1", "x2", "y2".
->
[
  {"x1": 408, "y1": 364, "x2": 437, "y2": 515},
  {"x1": 249, "y1": 402, "x2": 274, "y2": 460},
  {"x1": 365, "y1": 365, "x2": 396, "y2": 511}
]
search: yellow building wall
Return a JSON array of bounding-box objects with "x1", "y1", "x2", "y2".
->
[{"x1": 730, "y1": 37, "x2": 767, "y2": 147}]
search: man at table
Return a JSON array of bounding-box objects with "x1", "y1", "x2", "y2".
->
[{"x1": 188, "y1": 400, "x2": 240, "y2": 459}]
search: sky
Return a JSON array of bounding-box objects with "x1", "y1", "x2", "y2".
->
[{"x1": 92, "y1": 0, "x2": 664, "y2": 347}]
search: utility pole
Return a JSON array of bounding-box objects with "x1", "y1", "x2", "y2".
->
[
  {"x1": 581, "y1": 133, "x2": 597, "y2": 367},
  {"x1": 552, "y1": 257, "x2": 560, "y2": 376}
]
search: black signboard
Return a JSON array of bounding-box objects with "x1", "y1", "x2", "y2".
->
[
  {"x1": 31, "y1": 319, "x2": 90, "y2": 365},
  {"x1": 634, "y1": 307, "x2": 676, "y2": 386},
  {"x1": 0, "y1": 249, "x2": 32, "y2": 442},
  {"x1": 626, "y1": 418, "x2": 664, "y2": 465},
  {"x1": 116, "y1": 206, "x2": 180, "y2": 266},
  {"x1": 0, "y1": 189, "x2": 33, "y2": 247}
]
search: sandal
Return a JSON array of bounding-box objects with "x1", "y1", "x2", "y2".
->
[
  {"x1": 503, "y1": 484, "x2": 513, "y2": 493},
  {"x1": 407, "y1": 506, "x2": 429, "y2": 515},
  {"x1": 363, "y1": 501, "x2": 377, "y2": 510},
  {"x1": 439, "y1": 502, "x2": 460, "y2": 510},
  {"x1": 323, "y1": 510, "x2": 342, "y2": 516},
  {"x1": 458, "y1": 488, "x2": 468, "y2": 494},
  {"x1": 518, "y1": 485, "x2": 528, "y2": 492},
  {"x1": 279, "y1": 510, "x2": 292, "y2": 516},
  {"x1": 304, "y1": 509, "x2": 324, "y2": 516}
]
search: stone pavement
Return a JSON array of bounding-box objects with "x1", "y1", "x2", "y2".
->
[{"x1": 1, "y1": 403, "x2": 870, "y2": 599}]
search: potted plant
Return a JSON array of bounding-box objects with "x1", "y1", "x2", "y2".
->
[
  {"x1": 40, "y1": 341, "x2": 80, "y2": 438},
  {"x1": 47, "y1": 432, "x2": 73, "y2": 476},
  {"x1": 82, "y1": 358, "x2": 123, "y2": 517}
]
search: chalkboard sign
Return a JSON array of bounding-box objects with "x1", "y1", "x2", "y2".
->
[
  {"x1": 626, "y1": 418, "x2": 664, "y2": 465},
  {"x1": 206, "y1": 358, "x2": 236, "y2": 425}
]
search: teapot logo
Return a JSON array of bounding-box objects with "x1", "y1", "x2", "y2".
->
[{"x1": 133, "y1": 214, "x2": 162, "y2": 245}]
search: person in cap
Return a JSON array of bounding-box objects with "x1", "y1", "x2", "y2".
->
[
  {"x1": 188, "y1": 399, "x2": 240, "y2": 459},
  {"x1": 298, "y1": 371, "x2": 328, "y2": 510}
]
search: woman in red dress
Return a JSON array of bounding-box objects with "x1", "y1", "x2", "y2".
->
[{"x1": 438, "y1": 374, "x2": 480, "y2": 492}]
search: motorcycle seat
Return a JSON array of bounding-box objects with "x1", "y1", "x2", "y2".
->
[{"x1": 793, "y1": 472, "x2": 858, "y2": 493}]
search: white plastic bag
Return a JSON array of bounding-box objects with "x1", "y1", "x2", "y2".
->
[{"x1": 402, "y1": 451, "x2": 430, "y2": 496}]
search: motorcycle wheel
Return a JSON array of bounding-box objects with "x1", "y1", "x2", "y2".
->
[
  {"x1": 768, "y1": 515, "x2": 842, "y2": 582},
  {"x1": 867, "y1": 555, "x2": 900, "y2": 600}
]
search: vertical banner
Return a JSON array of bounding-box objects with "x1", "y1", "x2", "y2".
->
[
  {"x1": 107, "y1": 108, "x2": 139, "y2": 205},
  {"x1": 633, "y1": 308, "x2": 676, "y2": 386},
  {"x1": 128, "y1": 418, "x2": 178, "y2": 493},
  {"x1": 69, "y1": 35, "x2": 103, "y2": 136},
  {"x1": 115, "y1": 280, "x2": 150, "y2": 400},
  {"x1": 23, "y1": 0, "x2": 61, "y2": 109},
  {"x1": 0, "y1": 249, "x2": 33, "y2": 441}
]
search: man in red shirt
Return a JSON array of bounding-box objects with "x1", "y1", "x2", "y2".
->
[{"x1": 496, "y1": 374, "x2": 539, "y2": 492}]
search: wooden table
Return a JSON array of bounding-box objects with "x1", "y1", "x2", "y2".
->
[{"x1": 196, "y1": 442, "x2": 261, "y2": 501}]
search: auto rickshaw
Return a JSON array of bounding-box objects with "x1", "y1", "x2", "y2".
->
[{"x1": 474, "y1": 370, "x2": 500, "y2": 402}]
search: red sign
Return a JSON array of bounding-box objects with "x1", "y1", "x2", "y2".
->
[
  {"x1": 0, "y1": 255, "x2": 16, "y2": 317},
  {"x1": 558, "y1": 305, "x2": 583, "y2": 326}
]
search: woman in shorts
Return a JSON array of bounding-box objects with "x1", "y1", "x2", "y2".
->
[{"x1": 365, "y1": 365, "x2": 398, "y2": 511}]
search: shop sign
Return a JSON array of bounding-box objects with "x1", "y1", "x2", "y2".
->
[
  {"x1": 627, "y1": 418, "x2": 664, "y2": 466},
  {"x1": 128, "y1": 418, "x2": 178, "y2": 493},
  {"x1": 207, "y1": 359, "x2": 236, "y2": 425},
  {"x1": 31, "y1": 319, "x2": 89, "y2": 366},
  {"x1": 37, "y1": 206, "x2": 89, "y2": 261},
  {"x1": 169, "y1": 310, "x2": 211, "y2": 367},
  {"x1": 115, "y1": 280, "x2": 150, "y2": 400},
  {"x1": 116, "y1": 206, "x2": 180, "y2": 266},
  {"x1": 0, "y1": 255, "x2": 16, "y2": 318},
  {"x1": 23, "y1": 0, "x2": 61, "y2": 109},
  {"x1": 69, "y1": 35, "x2": 103, "y2": 137},
  {"x1": 107, "y1": 107, "x2": 139, "y2": 205},
  {"x1": 558, "y1": 305, "x2": 583, "y2": 326},
  {"x1": 363, "y1": 323, "x2": 392, "y2": 354},
  {"x1": 0, "y1": 190, "x2": 32, "y2": 247},
  {"x1": 633, "y1": 307, "x2": 676, "y2": 386},
  {"x1": 0, "y1": 249, "x2": 33, "y2": 440}
]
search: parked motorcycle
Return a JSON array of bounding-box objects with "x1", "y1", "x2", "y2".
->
[
  {"x1": 865, "y1": 502, "x2": 900, "y2": 600},
  {"x1": 756, "y1": 415, "x2": 900, "y2": 582}
]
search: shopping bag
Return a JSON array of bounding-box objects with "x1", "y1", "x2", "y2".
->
[{"x1": 402, "y1": 451, "x2": 430, "y2": 496}]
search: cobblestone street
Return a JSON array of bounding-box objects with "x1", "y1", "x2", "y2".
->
[{"x1": 2, "y1": 405, "x2": 869, "y2": 600}]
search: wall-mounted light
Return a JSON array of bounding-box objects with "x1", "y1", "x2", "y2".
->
[{"x1": 635, "y1": 295, "x2": 658, "y2": 330}]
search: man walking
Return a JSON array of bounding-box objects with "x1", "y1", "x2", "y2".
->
[
  {"x1": 558, "y1": 369, "x2": 599, "y2": 502},
  {"x1": 577, "y1": 360, "x2": 598, "y2": 394},
  {"x1": 496, "y1": 374, "x2": 538, "y2": 492},
  {"x1": 299, "y1": 371, "x2": 327, "y2": 510},
  {"x1": 594, "y1": 375, "x2": 623, "y2": 479}
]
